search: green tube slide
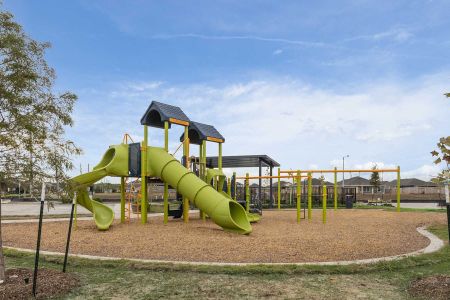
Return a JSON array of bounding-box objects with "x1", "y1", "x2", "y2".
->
[
  {"x1": 70, "y1": 144, "x2": 129, "y2": 230},
  {"x1": 147, "y1": 146, "x2": 252, "y2": 234}
]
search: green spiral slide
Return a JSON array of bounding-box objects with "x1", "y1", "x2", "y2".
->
[
  {"x1": 71, "y1": 143, "x2": 252, "y2": 234},
  {"x1": 70, "y1": 144, "x2": 129, "y2": 230}
]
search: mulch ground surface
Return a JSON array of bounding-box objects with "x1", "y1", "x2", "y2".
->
[
  {"x1": 3, "y1": 209, "x2": 447, "y2": 263},
  {"x1": 409, "y1": 275, "x2": 450, "y2": 300},
  {"x1": 0, "y1": 268, "x2": 79, "y2": 300}
]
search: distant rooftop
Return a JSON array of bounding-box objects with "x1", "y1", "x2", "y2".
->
[
  {"x1": 180, "y1": 121, "x2": 225, "y2": 145},
  {"x1": 140, "y1": 101, "x2": 190, "y2": 128}
]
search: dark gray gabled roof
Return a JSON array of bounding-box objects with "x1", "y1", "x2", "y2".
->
[
  {"x1": 336, "y1": 176, "x2": 370, "y2": 186},
  {"x1": 179, "y1": 121, "x2": 225, "y2": 145},
  {"x1": 387, "y1": 178, "x2": 437, "y2": 187},
  {"x1": 201, "y1": 155, "x2": 280, "y2": 168},
  {"x1": 140, "y1": 101, "x2": 190, "y2": 129}
]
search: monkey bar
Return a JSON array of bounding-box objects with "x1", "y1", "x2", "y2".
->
[{"x1": 279, "y1": 167, "x2": 402, "y2": 212}]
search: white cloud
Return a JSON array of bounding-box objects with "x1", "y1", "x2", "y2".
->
[
  {"x1": 403, "y1": 164, "x2": 443, "y2": 181},
  {"x1": 69, "y1": 73, "x2": 449, "y2": 182},
  {"x1": 344, "y1": 28, "x2": 413, "y2": 43},
  {"x1": 273, "y1": 49, "x2": 283, "y2": 55},
  {"x1": 151, "y1": 33, "x2": 336, "y2": 49}
]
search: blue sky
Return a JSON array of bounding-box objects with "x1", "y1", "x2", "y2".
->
[{"x1": 4, "y1": 0, "x2": 450, "y2": 181}]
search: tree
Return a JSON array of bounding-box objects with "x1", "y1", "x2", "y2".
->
[
  {"x1": 430, "y1": 95, "x2": 449, "y2": 182},
  {"x1": 0, "y1": 6, "x2": 81, "y2": 283},
  {"x1": 369, "y1": 165, "x2": 380, "y2": 193}
]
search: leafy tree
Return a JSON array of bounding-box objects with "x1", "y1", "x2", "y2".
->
[
  {"x1": 369, "y1": 165, "x2": 380, "y2": 192},
  {"x1": 430, "y1": 94, "x2": 449, "y2": 182},
  {"x1": 318, "y1": 174, "x2": 326, "y2": 185},
  {"x1": 0, "y1": 6, "x2": 81, "y2": 283}
]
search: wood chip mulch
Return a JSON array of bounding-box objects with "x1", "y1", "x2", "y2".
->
[
  {"x1": 3, "y1": 209, "x2": 446, "y2": 263},
  {"x1": 0, "y1": 268, "x2": 79, "y2": 300},
  {"x1": 408, "y1": 275, "x2": 450, "y2": 300}
]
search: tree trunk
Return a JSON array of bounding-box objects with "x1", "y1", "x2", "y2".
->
[{"x1": 0, "y1": 192, "x2": 6, "y2": 284}]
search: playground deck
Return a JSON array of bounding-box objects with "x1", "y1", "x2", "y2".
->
[{"x1": 3, "y1": 210, "x2": 446, "y2": 264}]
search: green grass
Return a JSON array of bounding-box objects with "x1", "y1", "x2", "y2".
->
[{"x1": 4, "y1": 226, "x2": 449, "y2": 299}]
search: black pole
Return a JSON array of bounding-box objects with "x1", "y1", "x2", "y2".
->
[
  {"x1": 63, "y1": 199, "x2": 75, "y2": 273},
  {"x1": 32, "y1": 198, "x2": 44, "y2": 297}
]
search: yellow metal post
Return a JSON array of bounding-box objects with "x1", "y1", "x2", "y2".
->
[
  {"x1": 396, "y1": 166, "x2": 401, "y2": 212},
  {"x1": 334, "y1": 167, "x2": 337, "y2": 211},
  {"x1": 141, "y1": 125, "x2": 148, "y2": 223},
  {"x1": 120, "y1": 177, "x2": 125, "y2": 223},
  {"x1": 277, "y1": 168, "x2": 281, "y2": 209},
  {"x1": 322, "y1": 185, "x2": 327, "y2": 224},
  {"x1": 245, "y1": 173, "x2": 250, "y2": 212},
  {"x1": 307, "y1": 173, "x2": 312, "y2": 220},
  {"x1": 183, "y1": 125, "x2": 190, "y2": 223},
  {"x1": 296, "y1": 171, "x2": 301, "y2": 223}
]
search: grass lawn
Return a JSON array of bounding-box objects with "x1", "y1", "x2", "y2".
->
[{"x1": 4, "y1": 225, "x2": 449, "y2": 299}]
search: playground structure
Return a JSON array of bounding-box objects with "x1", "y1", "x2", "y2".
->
[
  {"x1": 69, "y1": 100, "x2": 404, "y2": 233},
  {"x1": 70, "y1": 101, "x2": 256, "y2": 234}
]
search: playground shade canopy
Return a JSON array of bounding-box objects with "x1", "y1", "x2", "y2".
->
[
  {"x1": 140, "y1": 101, "x2": 190, "y2": 128},
  {"x1": 179, "y1": 121, "x2": 225, "y2": 144},
  {"x1": 201, "y1": 155, "x2": 280, "y2": 168}
]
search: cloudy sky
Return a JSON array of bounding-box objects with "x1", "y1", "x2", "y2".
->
[{"x1": 4, "y1": 0, "x2": 449, "y2": 182}]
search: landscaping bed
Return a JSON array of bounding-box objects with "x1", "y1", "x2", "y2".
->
[{"x1": 3, "y1": 209, "x2": 446, "y2": 263}]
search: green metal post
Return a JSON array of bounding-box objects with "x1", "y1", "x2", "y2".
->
[
  {"x1": 322, "y1": 185, "x2": 327, "y2": 224},
  {"x1": 201, "y1": 140, "x2": 207, "y2": 221},
  {"x1": 218, "y1": 143, "x2": 222, "y2": 171},
  {"x1": 163, "y1": 121, "x2": 169, "y2": 224},
  {"x1": 245, "y1": 173, "x2": 250, "y2": 212},
  {"x1": 233, "y1": 171, "x2": 237, "y2": 201},
  {"x1": 277, "y1": 168, "x2": 281, "y2": 210},
  {"x1": 202, "y1": 140, "x2": 206, "y2": 179},
  {"x1": 183, "y1": 125, "x2": 190, "y2": 223},
  {"x1": 396, "y1": 166, "x2": 401, "y2": 212},
  {"x1": 120, "y1": 177, "x2": 125, "y2": 223},
  {"x1": 141, "y1": 125, "x2": 148, "y2": 223},
  {"x1": 198, "y1": 143, "x2": 204, "y2": 219},
  {"x1": 296, "y1": 171, "x2": 301, "y2": 223},
  {"x1": 74, "y1": 196, "x2": 77, "y2": 229},
  {"x1": 308, "y1": 173, "x2": 312, "y2": 220},
  {"x1": 227, "y1": 178, "x2": 231, "y2": 197},
  {"x1": 334, "y1": 167, "x2": 337, "y2": 211}
]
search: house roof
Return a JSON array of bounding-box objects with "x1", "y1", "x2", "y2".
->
[
  {"x1": 140, "y1": 101, "x2": 190, "y2": 128},
  {"x1": 387, "y1": 178, "x2": 437, "y2": 187},
  {"x1": 336, "y1": 176, "x2": 370, "y2": 186},
  {"x1": 179, "y1": 121, "x2": 225, "y2": 145}
]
